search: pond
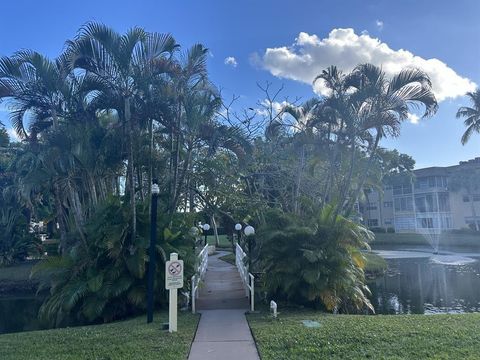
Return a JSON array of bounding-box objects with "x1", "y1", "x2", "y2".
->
[
  {"x1": 0, "y1": 296, "x2": 45, "y2": 334},
  {"x1": 369, "y1": 247, "x2": 480, "y2": 314}
]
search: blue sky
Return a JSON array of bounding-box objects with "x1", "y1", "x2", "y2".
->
[{"x1": 0, "y1": 0, "x2": 479, "y2": 168}]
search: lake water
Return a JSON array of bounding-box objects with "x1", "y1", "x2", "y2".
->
[
  {"x1": 369, "y1": 247, "x2": 480, "y2": 314},
  {"x1": 1, "y1": 247, "x2": 480, "y2": 334},
  {"x1": 0, "y1": 296, "x2": 44, "y2": 334}
]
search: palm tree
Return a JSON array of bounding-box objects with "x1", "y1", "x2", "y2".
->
[
  {"x1": 0, "y1": 50, "x2": 72, "y2": 140},
  {"x1": 335, "y1": 64, "x2": 437, "y2": 214},
  {"x1": 457, "y1": 90, "x2": 480, "y2": 145},
  {"x1": 66, "y1": 22, "x2": 178, "y2": 245},
  {"x1": 282, "y1": 99, "x2": 320, "y2": 215}
]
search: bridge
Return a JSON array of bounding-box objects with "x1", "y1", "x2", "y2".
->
[{"x1": 188, "y1": 245, "x2": 259, "y2": 360}]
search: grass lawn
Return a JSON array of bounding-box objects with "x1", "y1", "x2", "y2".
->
[
  {"x1": 206, "y1": 234, "x2": 232, "y2": 248},
  {"x1": 247, "y1": 310, "x2": 480, "y2": 359},
  {"x1": 0, "y1": 311, "x2": 199, "y2": 360}
]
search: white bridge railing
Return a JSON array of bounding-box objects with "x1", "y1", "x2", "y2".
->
[
  {"x1": 235, "y1": 243, "x2": 254, "y2": 311},
  {"x1": 191, "y1": 244, "x2": 209, "y2": 313}
]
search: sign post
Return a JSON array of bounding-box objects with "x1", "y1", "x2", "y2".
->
[{"x1": 165, "y1": 253, "x2": 183, "y2": 332}]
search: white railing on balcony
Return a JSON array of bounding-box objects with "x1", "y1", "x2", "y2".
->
[
  {"x1": 235, "y1": 243, "x2": 254, "y2": 312},
  {"x1": 191, "y1": 244, "x2": 209, "y2": 314}
]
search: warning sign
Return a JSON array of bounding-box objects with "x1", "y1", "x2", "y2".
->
[{"x1": 165, "y1": 259, "x2": 184, "y2": 289}]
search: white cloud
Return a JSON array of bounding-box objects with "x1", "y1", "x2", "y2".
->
[
  {"x1": 407, "y1": 113, "x2": 420, "y2": 124},
  {"x1": 256, "y1": 28, "x2": 477, "y2": 102},
  {"x1": 375, "y1": 20, "x2": 384, "y2": 31},
  {"x1": 224, "y1": 56, "x2": 238, "y2": 68},
  {"x1": 7, "y1": 128, "x2": 21, "y2": 142}
]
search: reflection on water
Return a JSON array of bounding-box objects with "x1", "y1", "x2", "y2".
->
[
  {"x1": 0, "y1": 297, "x2": 44, "y2": 334},
  {"x1": 369, "y1": 255, "x2": 480, "y2": 314}
]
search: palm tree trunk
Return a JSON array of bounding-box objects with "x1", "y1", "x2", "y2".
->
[
  {"x1": 211, "y1": 214, "x2": 219, "y2": 247},
  {"x1": 294, "y1": 144, "x2": 305, "y2": 215},
  {"x1": 346, "y1": 131, "x2": 381, "y2": 215},
  {"x1": 338, "y1": 133, "x2": 356, "y2": 214},
  {"x1": 53, "y1": 182, "x2": 67, "y2": 252},
  {"x1": 125, "y1": 97, "x2": 137, "y2": 244},
  {"x1": 322, "y1": 121, "x2": 343, "y2": 205}
]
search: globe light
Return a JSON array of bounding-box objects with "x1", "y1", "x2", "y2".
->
[
  {"x1": 244, "y1": 225, "x2": 255, "y2": 236},
  {"x1": 189, "y1": 226, "x2": 200, "y2": 236},
  {"x1": 151, "y1": 183, "x2": 160, "y2": 195},
  {"x1": 203, "y1": 223, "x2": 210, "y2": 231},
  {"x1": 235, "y1": 223, "x2": 242, "y2": 231}
]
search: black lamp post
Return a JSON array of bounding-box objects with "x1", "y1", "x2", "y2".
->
[
  {"x1": 203, "y1": 223, "x2": 210, "y2": 246},
  {"x1": 244, "y1": 225, "x2": 255, "y2": 272},
  {"x1": 147, "y1": 180, "x2": 159, "y2": 324}
]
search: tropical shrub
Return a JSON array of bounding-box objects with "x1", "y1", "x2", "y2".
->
[
  {"x1": 0, "y1": 196, "x2": 40, "y2": 267},
  {"x1": 33, "y1": 197, "x2": 195, "y2": 327},
  {"x1": 257, "y1": 205, "x2": 374, "y2": 313}
]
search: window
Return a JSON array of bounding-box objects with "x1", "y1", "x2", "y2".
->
[
  {"x1": 367, "y1": 202, "x2": 377, "y2": 210},
  {"x1": 384, "y1": 219, "x2": 393, "y2": 225},
  {"x1": 473, "y1": 195, "x2": 480, "y2": 202},
  {"x1": 420, "y1": 218, "x2": 434, "y2": 228},
  {"x1": 415, "y1": 194, "x2": 437, "y2": 213},
  {"x1": 395, "y1": 216, "x2": 415, "y2": 230},
  {"x1": 394, "y1": 197, "x2": 413, "y2": 212},
  {"x1": 367, "y1": 219, "x2": 379, "y2": 227},
  {"x1": 384, "y1": 201, "x2": 393, "y2": 208},
  {"x1": 393, "y1": 185, "x2": 403, "y2": 195},
  {"x1": 463, "y1": 195, "x2": 470, "y2": 202}
]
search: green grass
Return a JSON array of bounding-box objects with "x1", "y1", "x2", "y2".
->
[
  {"x1": 364, "y1": 252, "x2": 387, "y2": 277},
  {"x1": 247, "y1": 310, "x2": 480, "y2": 359},
  {"x1": 372, "y1": 232, "x2": 480, "y2": 248},
  {"x1": 206, "y1": 234, "x2": 232, "y2": 248},
  {"x1": 0, "y1": 311, "x2": 200, "y2": 360}
]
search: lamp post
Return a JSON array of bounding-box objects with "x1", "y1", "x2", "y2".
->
[
  {"x1": 234, "y1": 223, "x2": 242, "y2": 252},
  {"x1": 202, "y1": 223, "x2": 210, "y2": 246},
  {"x1": 244, "y1": 225, "x2": 255, "y2": 272},
  {"x1": 147, "y1": 180, "x2": 160, "y2": 323}
]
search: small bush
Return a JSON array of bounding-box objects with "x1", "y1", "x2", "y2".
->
[{"x1": 257, "y1": 205, "x2": 374, "y2": 313}]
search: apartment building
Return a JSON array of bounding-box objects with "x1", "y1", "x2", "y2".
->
[{"x1": 361, "y1": 157, "x2": 480, "y2": 233}]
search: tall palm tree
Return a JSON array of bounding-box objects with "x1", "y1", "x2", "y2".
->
[
  {"x1": 457, "y1": 90, "x2": 480, "y2": 145},
  {"x1": 335, "y1": 64, "x2": 438, "y2": 214},
  {"x1": 0, "y1": 50, "x2": 89, "y2": 250},
  {"x1": 282, "y1": 99, "x2": 320, "y2": 214},
  {"x1": 66, "y1": 22, "x2": 178, "y2": 245}
]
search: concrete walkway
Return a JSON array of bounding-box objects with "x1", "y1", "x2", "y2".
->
[{"x1": 188, "y1": 252, "x2": 259, "y2": 360}]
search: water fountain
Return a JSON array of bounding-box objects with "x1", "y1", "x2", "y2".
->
[
  {"x1": 418, "y1": 227, "x2": 441, "y2": 254},
  {"x1": 417, "y1": 228, "x2": 477, "y2": 265}
]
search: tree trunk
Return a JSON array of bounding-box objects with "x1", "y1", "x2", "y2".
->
[
  {"x1": 125, "y1": 97, "x2": 137, "y2": 245},
  {"x1": 53, "y1": 182, "x2": 67, "y2": 252},
  {"x1": 294, "y1": 144, "x2": 305, "y2": 215},
  {"x1": 338, "y1": 133, "x2": 356, "y2": 215},
  {"x1": 68, "y1": 182, "x2": 88, "y2": 249},
  {"x1": 211, "y1": 214, "x2": 219, "y2": 247},
  {"x1": 346, "y1": 131, "x2": 381, "y2": 215}
]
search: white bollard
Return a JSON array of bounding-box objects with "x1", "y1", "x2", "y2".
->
[{"x1": 270, "y1": 300, "x2": 277, "y2": 318}]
